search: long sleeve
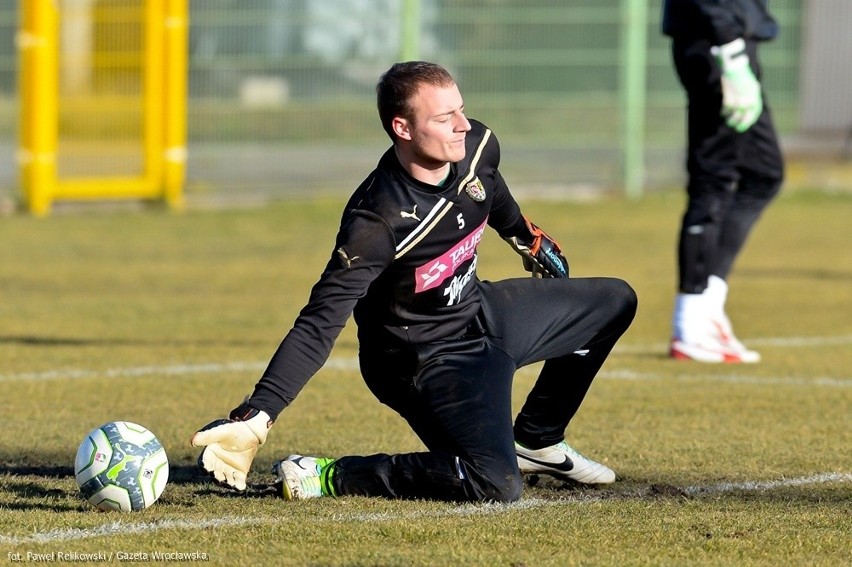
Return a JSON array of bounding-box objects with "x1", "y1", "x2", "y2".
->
[{"x1": 247, "y1": 211, "x2": 395, "y2": 420}]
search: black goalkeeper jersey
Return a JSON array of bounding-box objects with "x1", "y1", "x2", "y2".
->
[{"x1": 249, "y1": 119, "x2": 528, "y2": 418}]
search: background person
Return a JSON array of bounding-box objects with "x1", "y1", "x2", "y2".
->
[{"x1": 663, "y1": 0, "x2": 784, "y2": 363}]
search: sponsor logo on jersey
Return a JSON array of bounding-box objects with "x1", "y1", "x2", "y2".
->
[
  {"x1": 443, "y1": 254, "x2": 477, "y2": 306},
  {"x1": 414, "y1": 219, "x2": 487, "y2": 293},
  {"x1": 418, "y1": 259, "x2": 449, "y2": 290}
]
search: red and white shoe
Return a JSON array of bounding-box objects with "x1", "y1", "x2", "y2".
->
[
  {"x1": 670, "y1": 318, "x2": 760, "y2": 364},
  {"x1": 709, "y1": 315, "x2": 761, "y2": 363},
  {"x1": 669, "y1": 334, "x2": 759, "y2": 363},
  {"x1": 671, "y1": 280, "x2": 760, "y2": 364}
]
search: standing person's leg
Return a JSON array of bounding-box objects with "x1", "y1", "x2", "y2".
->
[
  {"x1": 669, "y1": 38, "x2": 761, "y2": 363},
  {"x1": 705, "y1": 93, "x2": 783, "y2": 357},
  {"x1": 478, "y1": 277, "x2": 637, "y2": 483},
  {"x1": 674, "y1": 38, "x2": 741, "y2": 296},
  {"x1": 713, "y1": 107, "x2": 784, "y2": 281}
]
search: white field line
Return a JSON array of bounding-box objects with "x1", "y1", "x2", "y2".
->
[
  {"x1": 0, "y1": 361, "x2": 269, "y2": 383},
  {"x1": 597, "y1": 368, "x2": 851, "y2": 387},
  {"x1": 746, "y1": 335, "x2": 852, "y2": 347},
  {"x1": 4, "y1": 360, "x2": 851, "y2": 387},
  {"x1": 2, "y1": 335, "x2": 851, "y2": 386},
  {"x1": 682, "y1": 472, "x2": 852, "y2": 496},
  {"x1": 0, "y1": 516, "x2": 270, "y2": 546},
  {"x1": 1, "y1": 364, "x2": 851, "y2": 388},
  {"x1": 1, "y1": 473, "x2": 849, "y2": 545},
  {"x1": 615, "y1": 333, "x2": 852, "y2": 353}
]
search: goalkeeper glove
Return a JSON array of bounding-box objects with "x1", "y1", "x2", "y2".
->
[
  {"x1": 711, "y1": 38, "x2": 763, "y2": 133},
  {"x1": 504, "y1": 217, "x2": 569, "y2": 278},
  {"x1": 190, "y1": 402, "x2": 272, "y2": 491}
]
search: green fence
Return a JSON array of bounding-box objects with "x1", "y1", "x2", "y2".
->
[{"x1": 0, "y1": 0, "x2": 806, "y2": 206}]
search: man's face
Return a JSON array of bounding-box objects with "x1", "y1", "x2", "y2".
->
[{"x1": 396, "y1": 82, "x2": 471, "y2": 166}]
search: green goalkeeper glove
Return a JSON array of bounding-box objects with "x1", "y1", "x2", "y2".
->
[
  {"x1": 711, "y1": 38, "x2": 763, "y2": 133},
  {"x1": 191, "y1": 403, "x2": 272, "y2": 491}
]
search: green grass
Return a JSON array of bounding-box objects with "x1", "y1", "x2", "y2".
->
[{"x1": 0, "y1": 189, "x2": 850, "y2": 566}]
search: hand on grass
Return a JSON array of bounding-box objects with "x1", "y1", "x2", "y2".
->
[{"x1": 190, "y1": 405, "x2": 272, "y2": 491}]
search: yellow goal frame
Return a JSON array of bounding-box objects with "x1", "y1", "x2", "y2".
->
[{"x1": 18, "y1": 0, "x2": 188, "y2": 216}]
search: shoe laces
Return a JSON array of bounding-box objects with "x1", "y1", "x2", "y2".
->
[{"x1": 555, "y1": 441, "x2": 582, "y2": 459}]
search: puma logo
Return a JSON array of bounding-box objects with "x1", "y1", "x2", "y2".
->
[
  {"x1": 337, "y1": 247, "x2": 360, "y2": 268},
  {"x1": 400, "y1": 205, "x2": 421, "y2": 221},
  {"x1": 106, "y1": 444, "x2": 142, "y2": 481}
]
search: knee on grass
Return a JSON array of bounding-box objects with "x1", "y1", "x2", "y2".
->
[{"x1": 470, "y1": 466, "x2": 524, "y2": 503}]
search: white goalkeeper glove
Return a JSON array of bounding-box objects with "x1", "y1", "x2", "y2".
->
[
  {"x1": 190, "y1": 404, "x2": 272, "y2": 491},
  {"x1": 711, "y1": 38, "x2": 763, "y2": 133}
]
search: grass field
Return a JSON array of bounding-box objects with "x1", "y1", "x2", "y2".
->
[{"x1": 0, "y1": 188, "x2": 850, "y2": 566}]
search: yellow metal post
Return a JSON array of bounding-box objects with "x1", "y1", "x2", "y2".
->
[
  {"x1": 19, "y1": 0, "x2": 60, "y2": 216},
  {"x1": 53, "y1": 1, "x2": 160, "y2": 202},
  {"x1": 163, "y1": 0, "x2": 188, "y2": 210},
  {"x1": 19, "y1": 0, "x2": 187, "y2": 213},
  {"x1": 144, "y1": 0, "x2": 165, "y2": 201}
]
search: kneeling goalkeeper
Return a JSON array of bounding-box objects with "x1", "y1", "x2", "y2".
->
[{"x1": 191, "y1": 61, "x2": 637, "y2": 502}]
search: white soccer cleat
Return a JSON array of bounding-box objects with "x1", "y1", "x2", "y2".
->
[
  {"x1": 670, "y1": 281, "x2": 760, "y2": 364},
  {"x1": 669, "y1": 336, "x2": 745, "y2": 363},
  {"x1": 670, "y1": 317, "x2": 760, "y2": 364},
  {"x1": 516, "y1": 441, "x2": 616, "y2": 485},
  {"x1": 272, "y1": 455, "x2": 335, "y2": 500},
  {"x1": 710, "y1": 314, "x2": 761, "y2": 363}
]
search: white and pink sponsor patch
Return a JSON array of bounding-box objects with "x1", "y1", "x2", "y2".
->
[{"x1": 414, "y1": 219, "x2": 487, "y2": 293}]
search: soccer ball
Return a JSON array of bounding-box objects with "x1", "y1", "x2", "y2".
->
[{"x1": 74, "y1": 421, "x2": 169, "y2": 512}]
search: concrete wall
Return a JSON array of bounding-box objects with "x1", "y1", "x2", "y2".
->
[{"x1": 799, "y1": 0, "x2": 852, "y2": 132}]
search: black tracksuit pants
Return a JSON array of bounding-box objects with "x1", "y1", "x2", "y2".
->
[
  {"x1": 331, "y1": 276, "x2": 637, "y2": 502},
  {"x1": 671, "y1": 37, "x2": 784, "y2": 293}
]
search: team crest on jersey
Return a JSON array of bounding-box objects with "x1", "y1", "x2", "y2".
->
[{"x1": 464, "y1": 178, "x2": 486, "y2": 202}]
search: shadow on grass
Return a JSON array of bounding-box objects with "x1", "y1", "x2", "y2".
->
[
  {"x1": 0, "y1": 453, "x2": 279, "y2": 510},
  {"x1": 0, "y1": 462, "x2": 207, "y2": 484},
  {"x1": 0, "y1": 335, "x2": 268, "y2": 348},
  {"x1": 611, "y1": 350, "x2": 671, "y2": 360},
  {"x1": 2, "y1": 453, "x2": 847, "y2": 509},
  {"x1": 738, "y1": 266, "x2": 852, "y2": 281}
]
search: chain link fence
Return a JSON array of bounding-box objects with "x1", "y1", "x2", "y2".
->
[{"x1": 3, "y1": 0, "x2": 842, "y2": 210}]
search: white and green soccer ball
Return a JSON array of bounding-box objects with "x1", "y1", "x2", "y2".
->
[{"x1": 74, "y1": 421, "x2": 169, "y2": 512}]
